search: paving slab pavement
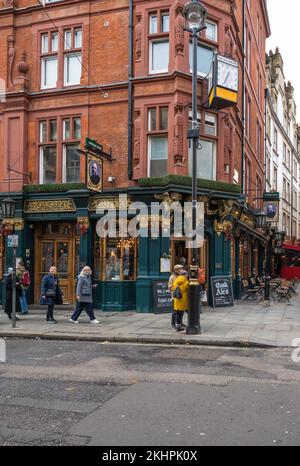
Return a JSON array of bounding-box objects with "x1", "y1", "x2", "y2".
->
[{"x1": 1, "y1": 298, "x2": 300, "y2": 347}]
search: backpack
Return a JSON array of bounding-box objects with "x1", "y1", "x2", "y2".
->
[{"x1": 21, "y1": 271, "x2": 31, "y2": 287}]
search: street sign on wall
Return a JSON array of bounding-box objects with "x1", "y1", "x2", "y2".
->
[
  {"x1": 85, "y1": 138, "x2": 104, "y2": 156},
  {"x1": 7, "y1": 235, "x2": 18, "y2": 248}
]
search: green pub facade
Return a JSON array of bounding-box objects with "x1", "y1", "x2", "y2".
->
[{"x1": 0, "y1": 177, "x2": 267, "y2": 312}]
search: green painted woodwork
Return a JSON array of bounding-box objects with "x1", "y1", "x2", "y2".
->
[
  {"x1": 234, "y1": 236, "x2": 242, "y2": 299},
  {"x1": 96, "y1": 281, "x2": 136, "y2": 311}
]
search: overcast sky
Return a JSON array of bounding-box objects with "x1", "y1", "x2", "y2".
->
[{"x1": 267, "y1": 0, "x2": 300, "y2": 120}]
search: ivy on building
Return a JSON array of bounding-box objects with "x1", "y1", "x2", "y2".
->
[
  {"x1": 23, "y1": 183, "x2": 86, "y2": 194},
  {"x1": 138, "y1": 175, "x2": 241, "y2": 194}
]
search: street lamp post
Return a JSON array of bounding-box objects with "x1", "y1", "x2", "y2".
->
[
  {"x1": 1, "y1": 197, "x2": 17, "y2": 328},
  {"x1": 264, "y1": 227, "x2": 275, "y2": 306},
  {"x1": 183, "y1": 0, "x2": 207, "y2": 335}
]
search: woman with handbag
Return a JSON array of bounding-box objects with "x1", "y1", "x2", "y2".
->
[
  {"x1": 69, "y1": 266, "x2": 99, "y2": 324},
  {"x1": 171, "y1": 269, "x2": 189, "y2": 332},
  {"x1": 168, "y1": 264, "x2": 184, "y2": 329},
  {"x1": 40, "y1": 266, "x2": 63, "y2": 324}
]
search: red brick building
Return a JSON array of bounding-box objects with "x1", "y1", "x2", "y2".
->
[{"x1": 0, "y1": 0, "x2": 270, "y2": 310}]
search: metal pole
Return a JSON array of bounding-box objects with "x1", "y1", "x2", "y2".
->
[
  {"x1": 264, "y1": 234, "x2": 272, "y2": 306},
  {"x1": 187, "y1": 27, "x2": 201, "y2": 335},
  {"x1": 12, "y1": 246, "x2": 17, "y2": 328}
]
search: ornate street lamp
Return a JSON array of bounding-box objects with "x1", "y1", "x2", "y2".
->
[
  {"x1": 183, "y1": 0, "x2": 207, "y2": 29},
  {"x1": 183, "y1": 1, "x2": 207, "y2": 335},
  {"x1": 256, "y1": 211, "x2": 267, "y2": 229},
  {"x1": 274, "y1": 230, "x2": 283, "y2": 243},
  {"x1": 1, "y1": 197, "x2": 16, "y2": 219}
]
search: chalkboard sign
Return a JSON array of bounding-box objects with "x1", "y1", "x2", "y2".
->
[
  {"x1": 211, "y1": 276, "x2": 234, "y2": 308},
  {"x1": 153, "y1": 280, "x2": 173, "y2": 314}
]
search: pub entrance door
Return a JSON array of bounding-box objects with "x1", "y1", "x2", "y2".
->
[
  {"x1": 35, "y1": 222, "x2": 77, "y2": 304},
  {"x1": 171, "y1": 237, "x2": 209, "y2": 286}
]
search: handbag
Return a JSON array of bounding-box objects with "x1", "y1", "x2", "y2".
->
[
  {"x1": 45, "y1": 290, "x2": 56, "y2": 298},
  {"x1": 81, "y1": 286, "x2": 91, "y2": 296},
  {"x1": 173, "y1": 286, "x2": 182, "y2": 299}
]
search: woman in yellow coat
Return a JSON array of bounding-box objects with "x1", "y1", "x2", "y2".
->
[{"x1": 172, "y1": 270, "x2": 189, "y2": 331}]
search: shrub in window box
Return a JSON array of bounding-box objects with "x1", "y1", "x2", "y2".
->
[{"x1": 23, "y1": 183, "x2": 86, "y2": 194}]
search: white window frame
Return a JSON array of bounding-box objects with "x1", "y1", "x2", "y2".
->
[
  {"x1": 147, "y1": 136, "x2": 168, "y2": 177},
  {"x1": 149, "y1": 39, "x2": 169, "y2": 74},
  {"x1": 161, "y1": 13, "x2": 170, "y2": 33},
  {"x1": 206, "y1": 20, "x2": 218, "y2": 42},
  {"x1": 188, "y1": 137, "x2": 217, "y2": 181},
  {"x1": 64, "y1": 52, "x2": 82, "y2": 86},
  {"x1": 39, "y1": 146, "x2": 56, "y2": 184},
  {"x1": 41, "y1": 55, "x2": 58, "y2": 90},
  {"x1": 62, "y1": 144, "x2": 81, "y2": 183},
  {"x1": 149, "y1": 15, "x2": 158, "y2": 34},
  {"x1": 189, "y1": 42, "x2": 215, "y2": 78}
]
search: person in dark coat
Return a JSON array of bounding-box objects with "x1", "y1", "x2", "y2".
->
[
  {"x1": 40, "y1": 266, "x2": 63, "y2": 324},
  {"x1": 5, "y1": 267, "x2": 22, "y2": 321},
  {"x1": 69, "y1": 266, "x2": 99, "y2": 324}
]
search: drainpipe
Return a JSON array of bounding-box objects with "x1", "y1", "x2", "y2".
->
[
  {"x1": 241, "y1": 0, "x2": 246, "y2": 195},
  {"x1": 128, "y1": 0, "x2": 134, "y2": 180},
  {"x1": 235, "y1": 0, "x2": 246, "y2": 300},
  {"x1": 264, "y1": 88, "x2": 268, "y2": 194}
]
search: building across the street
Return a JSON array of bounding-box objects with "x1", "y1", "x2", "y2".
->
[
  {"x1": 0, "y1": 0, "x2": 271, "y2": 311},
  {"x1": 265, "y1": 48, "x2": 300, "y2": 279}
]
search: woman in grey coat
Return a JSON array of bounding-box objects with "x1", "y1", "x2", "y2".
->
[{"x1": 69, "y1": 266, "x2": 99, "y2": 324}]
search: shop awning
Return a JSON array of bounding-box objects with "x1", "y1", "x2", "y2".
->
[
  {"x1": 236, "y1": 220, "x2": 267, "y2": 243},
  {"x1": 282, "y1": 243, "x2": 300, "y2": 252}
]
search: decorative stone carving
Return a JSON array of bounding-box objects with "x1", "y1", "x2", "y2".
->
[
  {"x1": 154, "y1": 192, "x2": 183, "y2": 205},
  {"x1": 175, "y1": 6, "x2": 184, "y2": 56},
  {"x1": 200, "y1": 197, "x2": 235, "y2": 223},
  {"x1": 17, "y1": 51, "x2": 29, "y2": 77},
  {"x1": 135, "y1": 14, "x2": 142, "y2": 61},
  {"x1": 77, "y1": 217, "x2": 89, "y2": 236},
  {"x1": 224, "y1": 115, "x2": 232, "y2": 169},
  {"x1": 7, "y1": 35, "x2": 15, "y2": 87},
  {"x1": 173, "y1": 104, "x2": 184, "y2": 166},
  {"x1": 225, "y1": 25, "x2": 237, "y2": 59},
  {"x1": 133, "y1": 109, "x2": 141, "y2": 169},
  {"x1": 214, "y1": 220, "x2": 233, "y2": 239},
  {"x1": 3, "y1": 219, "x2": 24, "y2": 231},
  {"x1": 225, "y1": 26, "x2": 233, "y2": 58},
  {"x1": 219, "y1": 200, "x2": 234, "y2": 223},
  {"x1": 3, "y1": 0, "x2": 14, "y2": 6}
]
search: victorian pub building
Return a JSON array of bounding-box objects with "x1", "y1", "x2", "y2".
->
[{"x1": 0, "y1": 0, "x2": 270, "y2": 311}]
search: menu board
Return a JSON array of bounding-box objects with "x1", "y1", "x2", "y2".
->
[
  {"x1": 152, "y1": 280, "x2": 173, "y2": 314},
  {"x1": 211, "y1": 276, "x2": 234, "y2": 308}
]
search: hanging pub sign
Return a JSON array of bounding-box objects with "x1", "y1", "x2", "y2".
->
[
  {"x1": 211, "y1": 276, "x2": 234, "y2": 308},
  {"x1": 263, "y1": 192, "x2": 280, "y2": 223},
  {"x1": 80, "y1": 137, "x2": 113, "y2": 193},
  {"x1": 87, "y1": 154, "x2": 103, "y2": 193},
  {"x1": 208, "y1": 54, "x2": 239, "y2": 110}
]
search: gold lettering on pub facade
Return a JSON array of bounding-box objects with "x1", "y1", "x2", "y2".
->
[
  {"x1": 89, "y1": 197, "x2": 132, "y2": 211},
  {"x1": 24, "y1": 199, "x2": 76, "y2": 213}
]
